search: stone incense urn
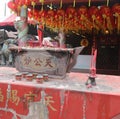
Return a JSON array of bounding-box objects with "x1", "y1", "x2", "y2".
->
[{"x1": 15, "y1": 46, "x2": 84, "y2": 78}]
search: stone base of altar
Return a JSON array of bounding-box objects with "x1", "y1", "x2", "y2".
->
[{"x1": 0, "y1": 67, "x2": 120, "y2": 119}]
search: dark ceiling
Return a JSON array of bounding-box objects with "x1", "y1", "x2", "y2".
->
[
  {"x1": 38, "y1": 0, "x2": 119, "y2": 5},
  {"x1": 33, "y1": 0, "x2": 120, "y2": 10}
]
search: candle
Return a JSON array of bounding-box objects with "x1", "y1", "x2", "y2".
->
[
  {"x1": 15, "y1": 73, "x2": 22, "y2": 80},
  {"x1": 26, "y1": 73, "x2": 33, "y2": 81},
  {"x1": 36, "y1": 75, "x2": 43, "y2": 83},
  {"x1": 43, "y1": 74, "x2": 48, "y2": 81}
]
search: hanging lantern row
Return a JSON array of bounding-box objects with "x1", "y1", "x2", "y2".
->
[{"x1": 7, "y1": 1, "x2": 120, "y2": 34}]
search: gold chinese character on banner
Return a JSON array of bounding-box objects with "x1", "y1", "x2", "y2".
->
[
  {"x1": 24, "y1": 91, "x2": 37, "y2": 102},
  {"x1": 0, "y1": 88, "x2": 4, "y2": 102},
  {"x1": 10, "y1": 90, "x2": 20, "y2": 106},
  {"x1": 45, "y1": 96, "x2": 57, "y2": 111}
]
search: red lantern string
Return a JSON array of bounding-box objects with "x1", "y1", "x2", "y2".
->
[
  {"x1": 88, "y1": 0, "x2": 91, "y2": 7},
  {"x1": 39, "y1": 0, "x2": 44, "y2": 11},
  {"x1": 9, "y1": 0, "x2": 120, "y2": 34},
  {"x1": 107, "y1": 0, "x2": 109, "y2": 6},
  {"x1": 78, "y1": 6, "x2": 92, "y2": 31},
  {"x1": 73, "y1": 0, "x2": 76, "y2": 7},
  {"x1": 56, "y1": 9, "x2": 65, "y2": 29},
  {"x1": 39, "y1": 10, "x2": 46, "y2": 26},
  {"x1": 24, "y1": 0, "x2": 30, "y2": 8},
  {"x1": 112, "y1": 4, "x2": 120, "y2": 33},
  {"x1": 31, "y1": 0, "x2": 36, "y2": 16},
  {"x1": 46, "y1": 9, "x2": 55, "y2": 30},
  {"x1": 66, "y1": 7, "x2": 76, "y2": 31},
  {"x1": 60, "y1": 0, "x2": 63, "y2": 9},
  {"x1": 100, "y1": 6, "x2": 114, "y2": 33},
  {"x1": 17, "y1": 0, "x2": 23, "y2": 15},
  {"x1": 89, "y1": 6, "x2": 104, "y2": 31}
]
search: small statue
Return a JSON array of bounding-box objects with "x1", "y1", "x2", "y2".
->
[{"x1": 1, "y1": 38, "x2": 17, "y2": 66}]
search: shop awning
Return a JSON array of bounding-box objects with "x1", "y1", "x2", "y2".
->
[
  {"x1": 0, "y1": 14, "x2": 37, "y2": 27},
  {"x1": 0, "y1": 14, "x2": 17, "y2": 26}
]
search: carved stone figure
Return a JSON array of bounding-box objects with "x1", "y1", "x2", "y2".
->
[
  {"x1": 14, "y1": 18, "x2": 36, "y2": 47},
  {"x1": 0, "y1": 18, "x2": 37, "y2": 66},
  {"x1": 0, "y1": 29, "x2": 8, "y2": 44}
]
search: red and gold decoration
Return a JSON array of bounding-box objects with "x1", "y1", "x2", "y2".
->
[
  {"x1": 7, "y1": 0, "x2": 120, "y2": 34},
  {"x1": 78, "y1": 6, "x2": 92, "y2": 31},
  {"x1": 112, "y1": 4, "x2": 120, "y2": 33},
  {"x1": 89, "y1": 6, "x2": 104, "y2": 32},
  {"x1": 100, "y1": 6, "x2": 114, "y2": 34}
]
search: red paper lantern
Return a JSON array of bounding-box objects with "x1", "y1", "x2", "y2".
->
[
  {"x1": 46, "y1": 10, "x2": 55, "y2": 29},
  {"x1": 55, "y1": 9, "x2": 65, "y2": 29},
  {"x1": 39, "y1": 10, "x2": 46, "y2": 17},
  {"x1": 89, "y1": 6, "x2": 99, "y2": 16},
  {"x1": 78, "y1": 6, "x2": 88, "y2": 17},
  {"x1": 100, "y1": 6, "x2": 111, "y2": 17},
  {"x1": 89, "y1": 6, "x2": 102, "y2": 22},
  {"x1": 46, "y1": 10, "x2": 55, "y2": 18},
  {"x1": 24, "y1": 0, "x2": 31, "y2": 6},
  {"x1": 14, "y1": 0, "x2": 19, "y2": 4},
  {"x1": 112, "y1": 4, "x2": 120, "y2": 31},
  {"x1": 7, "y1": 1, "x2": 17, "y2": 11},
  {"x1": 28, "y1": 10, "x2": 32, "y2": 18},
  {"x1": 100, "y1": 6, "x2": 114, "y2": 33},
  {"x1": 14, "y1": 0, "x2": 23, "y2": 13},
  {"x1": 66, "y1": 6, "x2": 76, "y2": 19},
  {"x1": 57, "y1": 9, "x2": 65, "y2": 17},
  {"x1": 77, "y1": 6, "x2": 91, "y2": 30},
  {"x1": 112, "y1": 4, "x2": 120, "y2": 14},
  {"x1": 33, "y1": 10, "x2": 39, "y2": 20}
]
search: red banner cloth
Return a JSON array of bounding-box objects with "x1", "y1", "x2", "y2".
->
[{"x1": 0, "y1": 79, "x2": 120, "y2": 119}]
